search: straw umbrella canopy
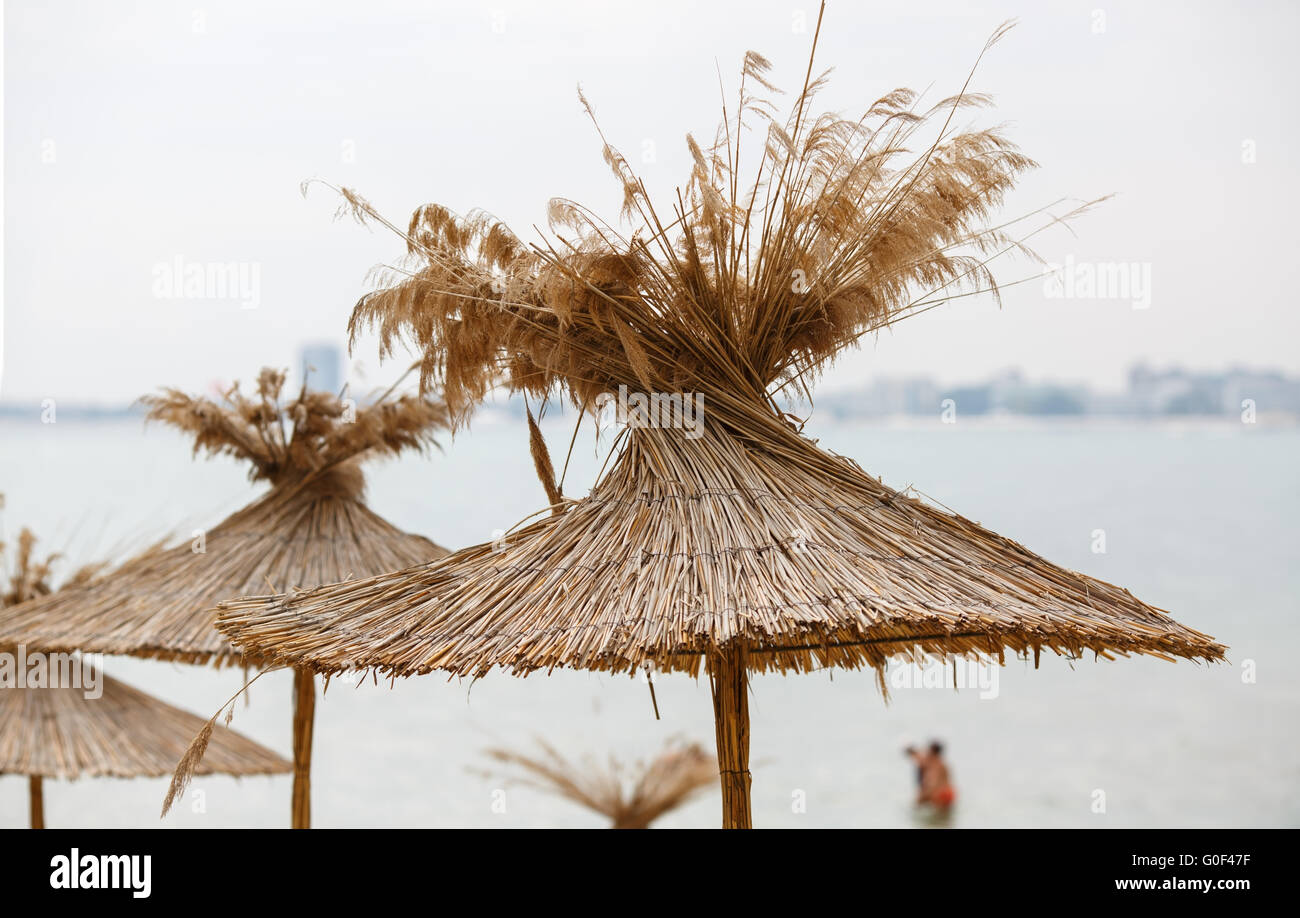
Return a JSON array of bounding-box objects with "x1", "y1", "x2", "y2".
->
[
  {"x1": 0, "y1": 528, "x2": 290, "y2": 828},
  {"x1": 0, "y1": 369, "x2": 450, "y2": 827},
  {"x1": 214, "y1": 12, "x2": 1226, "y2": 828},
  {"x1": 482, "y1": 739, "x2": 716, "y2": 829},
  {"x1": 1, "y1": 664, "x2": 292, "y2": 829}
]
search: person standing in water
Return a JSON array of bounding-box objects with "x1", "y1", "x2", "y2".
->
[{"x1": 905, "y1": 741, "x2": 956, "y2": 810}]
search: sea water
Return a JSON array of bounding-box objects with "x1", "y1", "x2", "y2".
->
[{"x1": 1, "y1": 414, "x2": 1295, "y2": 828}]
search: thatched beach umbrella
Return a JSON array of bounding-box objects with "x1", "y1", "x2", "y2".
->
[
  {"x1": 482, "y1": 739, "x2": 716, "y2": 829},
  {"x1": 214, "y1": 11, "x2": 1225, "y2": 827},
  {"x1": 0, "y1": 528, "x2": 290, "y2": 828},
  {"x1": 0, "y1": 370, "x2": 450, "y2": 827},
  {"x1": 1, "y1": 661, "x2": 293, "y2": 829}
]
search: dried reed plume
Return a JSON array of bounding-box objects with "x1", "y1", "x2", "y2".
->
[
  {"x1": 1, "y1": 527, "x2": 58, "y2": 608},
  {"x1": 482, "y1": 739, "x2": 716, "y2": 828},
  {"x1": 140, "y1": 365, "x2": 449, "y2": 494},
  {"x1": 328, "y1": 19, "x2": 1086, "y2": 444},
  {"x1": 0, "y1": 520, "x2": 102, "y2": 610}
]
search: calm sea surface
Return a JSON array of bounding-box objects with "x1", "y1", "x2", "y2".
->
[{"x1": 1, "y1": 414, "x2": 1296, "y2": 827}]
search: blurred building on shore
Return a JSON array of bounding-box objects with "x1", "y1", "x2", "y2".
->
[
  {"x1": 300, "y1": 342, "x2": 343, "y2": 397},
  {"x1": 814, "y1": 364, "x2": 1300, "y2": 421}
]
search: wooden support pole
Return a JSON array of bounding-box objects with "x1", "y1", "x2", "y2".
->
[
  {"x1": 29, "y1": 776, "x2": 44, "y2": 829},
  {"x1": 291, "y1": 666, "x2": 315, "y2": 829},
  {"x1": 709, "y1": 644, "x2": 752, "y2": 829}
]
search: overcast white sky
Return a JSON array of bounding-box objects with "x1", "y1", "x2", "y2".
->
[{"x1": 2, "y1": 0, "x2": 1296, "y2": 403}]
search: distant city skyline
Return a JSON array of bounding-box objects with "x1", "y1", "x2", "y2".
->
[
  {"x1": 816, "y1": 363, "x2": 1300, "y2": 420},
  {"x1": 6, "y1": 359, "x2": 1296, "y2": 423}
]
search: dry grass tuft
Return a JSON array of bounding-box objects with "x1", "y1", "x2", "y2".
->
[
  {"x1": 140, "y1": 365, "x2": 449, "y2": 495},
  {"x1": 1, "y1": 528, "x2": 59, "y2": 608},
  {"x1": 482, "y1": 738, "x2": 716, "y2": 828},
  {"x1": 329, "y1": 18, "x2": 1087, "y2": 437}
]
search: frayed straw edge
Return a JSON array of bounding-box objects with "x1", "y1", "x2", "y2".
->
[{"x1": 160, "y1": 668, "x2": 273, "y2": 818}]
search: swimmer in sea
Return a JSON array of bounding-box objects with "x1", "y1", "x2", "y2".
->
[{"x1": 905, "y1": 740, "x2": 956, "y2": 811}]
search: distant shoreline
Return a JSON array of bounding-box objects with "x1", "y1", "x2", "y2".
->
[{"x1": 2, "y1": 404, "x2": 1295, "y2": 430}]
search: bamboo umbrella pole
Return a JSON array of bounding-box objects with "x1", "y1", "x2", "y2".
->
[
  {"x1": 709, "y1": 646, "x2": 751, "y2": 829},
  {"x1": 29, "y1": 776, "x2": 44, "y2": 829},
  {"x1": 291, "y1": 667, "x2": 315, "y2": 829}
]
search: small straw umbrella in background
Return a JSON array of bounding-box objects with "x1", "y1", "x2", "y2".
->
[
  {"x1": 0, "y1": 526, "x2": 290, "y2": 828},
  {"x1": 481, "y1": 738, "x2": 716, "y2": 829},
  {"x1": 0, "y1": 369, "x2": 450, "y2": 827},
  {"x1": 211, "y1": 7, "x2": 1226, "y2": 828}
]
